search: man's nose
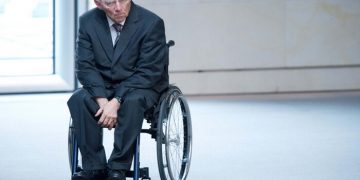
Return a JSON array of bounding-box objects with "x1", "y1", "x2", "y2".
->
[{"x1": 114, "y1": 1, "x2": 123, "y2": 11}]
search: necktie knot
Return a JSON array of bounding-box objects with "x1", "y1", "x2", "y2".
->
[{"x1": 112, "y1": 23, "x2": 123, "y2": 33}]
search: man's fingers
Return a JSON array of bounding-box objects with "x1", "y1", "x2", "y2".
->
[
  {"x1": 108, "y1": 118, "x2": 117, "y2": 130},
  {"x1": 95, "y1": 108, "x2": 103, "y2": 117},
  {"x1": 106, "y1": 117, "x2": 116, "y2": 127},
  {"x1": 102, "y1": 116, "x2": 115, "y2": 128},
  {"x1": 98, "y1": 114, "x2": 106, "y2": 125},
  {"x1": 97, "y1": 110, "x2": 117, "y2": 128},
  {"x1": 103, "y1": 117, "x2": 111, "y2": 127}
]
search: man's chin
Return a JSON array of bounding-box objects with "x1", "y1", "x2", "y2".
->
[
  {"x1": 109, "y1": 16, "x2": 125, "y2": 24},
  {"x1": 115, "y1": 17, "x2": 126, "y2": 23}
]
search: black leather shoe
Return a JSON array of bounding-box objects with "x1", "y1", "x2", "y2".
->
[
  {"x1": 72, "y1": 169, "x2": 107, "y2": 180},
  {"x1": 106, "y1": 169, "x2": 126, "y2": 180}
]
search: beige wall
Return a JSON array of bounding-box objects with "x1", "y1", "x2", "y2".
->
[{"x1": 136, "y1": 0, "x2": 360, "y2": 95}]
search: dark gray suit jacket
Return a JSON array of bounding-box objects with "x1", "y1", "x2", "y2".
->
[{"x1": 76, "y1": 2, "x2": 169, "y2": 99}]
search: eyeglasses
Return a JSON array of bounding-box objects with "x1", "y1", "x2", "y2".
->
[{"x1": 102, "y1": 0, "x2": 130, "y2": 7}]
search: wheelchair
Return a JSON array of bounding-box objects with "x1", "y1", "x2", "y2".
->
[{"x1": 68, "y1": 41, "x2": 193, "y2": 180}]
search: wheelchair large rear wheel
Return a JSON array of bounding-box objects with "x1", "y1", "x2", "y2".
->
[{"x1": 156, "y1": 86, "x2": 192, "y2": 180}]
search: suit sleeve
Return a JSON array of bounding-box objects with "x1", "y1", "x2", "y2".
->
[
  {"x1": 115, "y1": 19, "x2": 167, "y2": 98},
  {"x1": 76, "y1": 16, "x2": 107, "y2": 97}
]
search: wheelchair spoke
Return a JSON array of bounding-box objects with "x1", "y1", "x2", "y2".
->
[
  {"x1": 169, "y1": 145, "x2": 181, "y2": 179},
  {"x1": 169, "y1": 100, "x2": 180, "y2": 136}
]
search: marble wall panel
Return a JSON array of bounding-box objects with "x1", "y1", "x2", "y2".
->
[
  {"x1": 286, "y1": 0, "x2": 360, "y2": 67},
  {"x1": 136, "y1": 0, "x2": 287, "y2": 71},
  {"x1": 134, "y1": 0, "x2": 360, "y2": 94}
]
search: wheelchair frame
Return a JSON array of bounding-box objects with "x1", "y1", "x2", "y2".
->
[{"x1": 68, "y1": 84, "x2": 192, "y2": 180}]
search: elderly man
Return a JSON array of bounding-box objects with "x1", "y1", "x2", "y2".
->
[{"x1": 67, "y1": 0, "x2": 168, "y2": 179}]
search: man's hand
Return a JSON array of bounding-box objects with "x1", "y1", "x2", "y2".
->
[
  {"x1": 96, "y1": 98, "x2": 121, "y2": 130},
  {"x1": 95, "y1": 97, "x2": 108, "y2": 117}
]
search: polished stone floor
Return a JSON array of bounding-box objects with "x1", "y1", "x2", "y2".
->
[{"x1": 0, "y1": 91, "x2": 359, "y2": 180}]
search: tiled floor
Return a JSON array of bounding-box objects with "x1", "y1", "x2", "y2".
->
[{"x1": 0, "y1": 92, "x2": 359, "y2": 180}]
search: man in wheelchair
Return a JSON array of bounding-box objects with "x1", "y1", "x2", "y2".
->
[{"x1": 67, "y1": 0, "x2": 168, "y2": 179}]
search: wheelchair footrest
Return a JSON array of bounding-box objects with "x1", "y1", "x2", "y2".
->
[{"x1": 125, "y1": 167, "x2": 150, "y2": 179}]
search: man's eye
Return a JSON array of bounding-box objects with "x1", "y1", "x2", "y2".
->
[{"x1": 105, "y1": 2, "x2": 115, "y2": 6}]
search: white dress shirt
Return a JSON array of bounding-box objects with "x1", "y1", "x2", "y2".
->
[{"x1": 106, "y1": 16, "x2": 126, "y2": 46}]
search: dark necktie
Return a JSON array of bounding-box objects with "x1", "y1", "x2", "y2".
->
[{"x1": 112, "y1": 23, "x2": 123, "y2": 46}]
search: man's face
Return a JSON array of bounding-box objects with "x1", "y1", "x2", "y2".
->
[{"x1": 95, "y1": 0, "x2": 131, "y2": 23}]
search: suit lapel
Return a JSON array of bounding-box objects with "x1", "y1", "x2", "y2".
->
[
  {"x1": 112, "y1": 3, "x2": 139, "y2": 64},
  {"x1": 94, "y1": 9, "x2": 113, "y2": 62}
]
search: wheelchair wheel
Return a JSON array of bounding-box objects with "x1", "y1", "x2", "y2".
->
[{"x1": 156, "y1": 86, "x2": 192, "y2": 180}]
